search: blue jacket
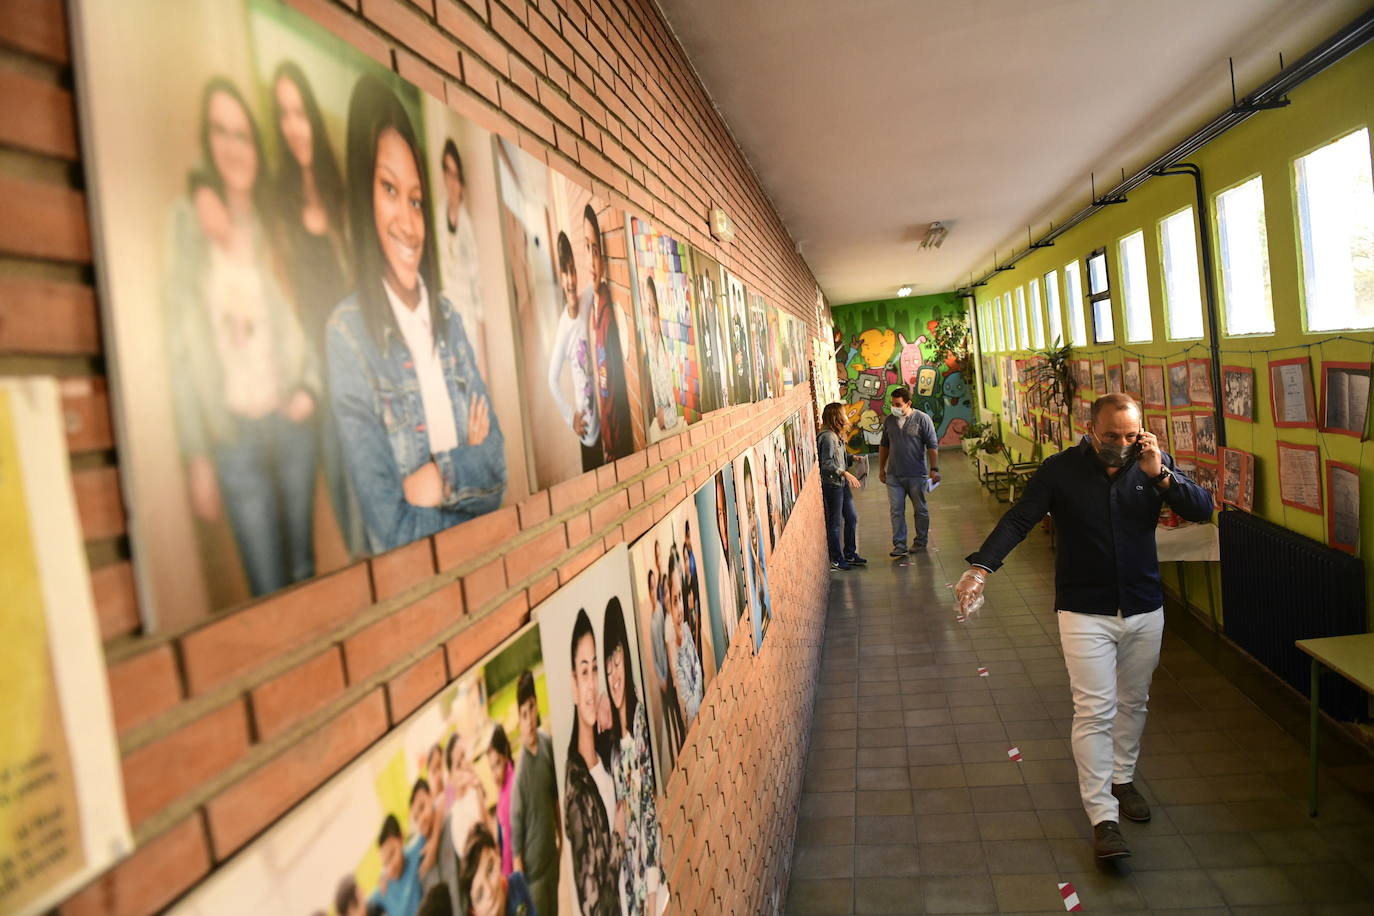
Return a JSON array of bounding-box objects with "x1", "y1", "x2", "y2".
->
[
  {"x1": 968, "y1": 437, "x2": 1213, "y2": 615},
  {"x1": 327, "y1": 292, "x2": 506, "y2": 554}
]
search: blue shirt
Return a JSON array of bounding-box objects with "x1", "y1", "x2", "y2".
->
[
  {"x1": 371, "y1": 834, "x2": 426, "y2": 916},
  {"x1": 880, "y1": 410, "x2": 938, "y2": 477},
  {"x1": 967, "y1": 437, "x2": 1213, "y2": 615}
]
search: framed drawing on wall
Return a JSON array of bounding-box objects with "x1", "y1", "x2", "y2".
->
[
  {"x1": 1269, "y1": 356, "x2": 1316, "y2": 429},
  {"x1": 1319, "y1": 361, "x2": 1371, "y2": 438},
  {"x1": 1220, "y1": 447, "x2": 1255, "y2": 513},
  {"x1": 1142, "y1": 365, "x2": 1166, "y2": 410},
  {"x1": 1188, "y1": 358, "x2": 1214, "y2": 406},
  {"x1": 1326, "y1": 460, "x2": 1360, "y2": 553},
  {"x1": 1222, "y1": 365, "x2": 1255, "y2": 421},
  {"x1": 1276, "y1": 441, "x2": 1322, "y2": 514},
  {"x1": 1192, "y1": 413, "x2": 1218, "y2": 459},
  {"x1": 1123, "y1": 357, "x2": 1142, "y2": 401},
  {"x1": 1167, "y1": 361, "x2": 1191, "y2": 408}
]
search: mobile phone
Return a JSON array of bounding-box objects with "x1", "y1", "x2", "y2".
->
[{"x1": 1126, "y1": 431, "x2": 1143, "y2": 463}]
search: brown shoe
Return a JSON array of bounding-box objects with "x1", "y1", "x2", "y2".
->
[
  {"x1": 1111, "y1": 781, "x2": 1151, "y2": 822},
  {"x1": 1092, "y1": 820, "x2": 1131, "y2": 859}
]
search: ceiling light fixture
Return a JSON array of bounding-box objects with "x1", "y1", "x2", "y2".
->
[
  {"x1": 897, "y1": 285, "x2": 913, "y2": 297},
  {"x1": 919, "y1": 221, "x2": 949, "y2": 250}
]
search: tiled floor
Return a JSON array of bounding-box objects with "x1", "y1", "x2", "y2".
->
[{"x1": 785, "y1": 456, "x2": 1374, "y2": 914}]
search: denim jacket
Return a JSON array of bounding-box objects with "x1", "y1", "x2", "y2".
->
[
  {"x1": 326, "y1": 292, "x2": 506, "y2": 553},
  {"x1": 817, "y1": 429, "x2": 846, "y2": 487}
]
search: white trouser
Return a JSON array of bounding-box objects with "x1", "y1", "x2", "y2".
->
[{"x1": 1057, "y1": 607, "x2": 1164, "y2": 825}]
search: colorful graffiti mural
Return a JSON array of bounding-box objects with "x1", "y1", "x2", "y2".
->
[{"x1": 830, "y1": 293, "x2": 974, "y2": 452}]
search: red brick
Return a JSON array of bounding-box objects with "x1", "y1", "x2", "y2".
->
[
  {"x1": 462, "y1": 49, "x2": 502, "y2": 104},
  {"x1": 370, "y1": 537, "x2": 437, "y2": 600},
  {"x1": 107, "y1": 645, "x2": 181, "y2": 735},
  {"x1": 0, "y1": 69, "x2": 76, "y2": 159},
  {"x1": 528, "y1": 9, "x2": 574, "y2": 72},
  {"x1": 434, "y1": 505, "x2": 518, "y2": 569},
  {"x1": 595, "y1": 461, "x2": 617, "y2": 491},
  {"x1": 343, "y1": 582, "x2": 463, "y2": 682},
  {"x1": 527, "y1": 570, "x2": 559, "y2": 607},
  {"x1": 59, "y1": 815, "x2": 210, "y2": 916},
  {"x1": 642, "y1": 466, "x2": 668, "y2": 496},
  {"x1": 395, "y1": 46, "x2": 447, "y2": 100},
  {"x1": 549, "y1": 468, "x2": 598, "y2": 513},
  {"x1": 507, "y1": 52, "x2": 539, "y2": 97},
  {"x1": 444, "y1": 78, "x2": 517, "y2": 139},
  {"x1": 444, "y1": 591, "x2": 528, "y2": 674},
  {"x1": 205, "y1": 690, "x2": 389, "y2": 857},
  {"x1": 91, "y1": 561, "x2": 140, "y2": 642},
  {"x1": 566, "y1": 508, "x2": 594, "y2": 545},
  {"x1": 0, "y1": 277, "x2": 100, "y2": 355},
  {"x1": 437, "y1": 0, "x2": 509, "y2": 74},
  {"x1": 503, "y1": 523, "x2": 567, "y2": 584},
  {"x1": 363, "y1": 0, "x2": 460, "y2": 76},
  {"x1": 538, "y1": 80, "x2": 581, "y2": 130},
  {"x1": 491, "y1": 1, "x2": 542, "y2": 65},
  {"x1": 121, "y1": 700, "x2": 251, "y2": 828},
  {"x1": 286, "y1": 0, "x2": 392, "y2": 66},
  {"x1": 180, "y1": 563, "x2": 370, "y2": 695},
  {"x1": 517, "y1": 489, "x2": 552, "y2": 528},
  {"x1": 73, "y1": 465, "x2": 124, "y2": 540},
  {"x1": 557, "y1": 538, "x2": 605, "y2": 584},
  {"x1": 462, "y1": 556, "x2": 508, "y2": 609},
  {"x1": 623, "y1": 503, "x2": 653, "y2": 541},
  {"x1": 615, "y1": 448, "x2": 648, "y2": 479},
  {"x1": 498, "y1": 82, "x2": 555, "y2": 144},
  {"x1": 250, "y1": 647, "x2": 347, "y2": 741},
  {"x1": 387, "y1": 647, "x2": 449, "y2": 720},
  {"x1": 59, "y1": 376, "x2": 112, "y2": 453}
]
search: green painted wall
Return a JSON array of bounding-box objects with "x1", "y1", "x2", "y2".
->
[
  {"x1": 830, "y1": 292, "x2": 974, "y2": 451},
  {"x1": 971, "y1": 41, "x2": 1374, "y2": 627}
]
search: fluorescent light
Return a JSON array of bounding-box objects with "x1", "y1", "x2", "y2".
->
[{"x1": 897, "y1": 285, "x2": 913, "y2": 297}]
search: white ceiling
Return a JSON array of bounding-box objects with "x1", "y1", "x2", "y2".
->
[{"x1": 655, "y1": 0, "x2": 1370, "y2": 304}]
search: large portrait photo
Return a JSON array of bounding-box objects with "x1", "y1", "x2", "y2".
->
[
  {"x1": 723, "y1": 270, "x2": 754, "y2": 405},
  {"x1": 692, "y1": 463, "x2": 748, "y2": 672},
  {"x1": 533, "y1": 546, "x2": 670, "y2": 916},
  {"x1": 734, "y1": 446, "x2": 775, "y2": 651},
  {"x1": 173, "y1": 624, "x2": 556, "y2": 916},
  {"x1": 495, "y1": 139, "x2": 644, "y2": 491},
  {"x1": 73, "y1": 0, "x2": 524, "y2": 629},
  {"x1": 627, "y1": 216, "x2": 701, "y2": 440},
  {"x1": 686, "y1": 245, "x2": 730, "y2": 414}
]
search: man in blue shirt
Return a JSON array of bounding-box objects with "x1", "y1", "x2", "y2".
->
[
  {"x1": 877, "y1": 387, "x2": 941, "y2": 557},
  {"x1": 955, "y1": 394, "x2": 1213, "y2": 861},
  {"x1": 372, "y1": 813, "x2": 427, "y2": 916}
]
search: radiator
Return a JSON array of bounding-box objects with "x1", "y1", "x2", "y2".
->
[{"x1": 1219, "y1": 510, "x2": 1368, "y2": 722}]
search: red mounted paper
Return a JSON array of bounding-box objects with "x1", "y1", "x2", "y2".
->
[
  {"x1": 1221, "y1": 365, "x2": 1255, "y2": 422},
  {"x1": 1142, "y1": 364, "x2": 1166, "y2": 410},
  {"x1": 1167, "y1": 360, "x2": 1191, "y2": 408},
  {"x1": 1276, "y1": 441, "x2": 1322, "y2": 514},
  {"x1": 1318, "y1": 361, "x2": 1371, "y2": 439},
  {"x1": 1193, "y1": 460, "x2": 1221, "y2": 509},
  {"x1": 1326, "y1": 459, "x2": 1360, "y2": 553},
  {"x1": 1124, "y1": 357, "x2": 1142, "y2": 400},
  {"x1": 1169, "y1": 413, "x2": 1195, "y2": 457},
  {"x1": 1091, "y1": 359, "x2": 1107, "y2": 394},
  {"x1": 1220, "y1": 447, "x2": 1254, "y2": 513},
  {"x1": 1269, "y1": 356, "x2": 1316, "y2": 429},
  {"x1": 1188, "y1": 358, "x2": 1214, "y2": 406},
  {"x1": 1107, "y1": 363, "x2": 1122, "y2": 394}
]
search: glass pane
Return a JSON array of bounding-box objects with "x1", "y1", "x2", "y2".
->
[
  {"x1": 1044, "y1": 269, "x2": 1063, "y2": 347},
  {"x1": 1216, "y1": 176, "x2": 1274, "y2": 335},
  {"x1": 1160, "y1": 207, "x2": 1204, "y2": 339},
  {"x1": 1015, "y1": 286, "x2": 1029, "y2": 350},
  {"x1": 1087, "y1": 250, "x2": 1109, "y2": 294},
  {"x1": 1119, "y1": 230, "x2": 1153, "y2": 342},
  {"x1": 1065, "y1": 260, "x2": 1086, "y2": 346},
  {"x1": 1297, "y1": 127, "x2": 1374, "y2": 331},
  {"x1": 1003, "y1": 294, "x2": 1015, "y2": 350},
  {"x1": 1093, "y1": 296, "x2": 1115, "y2": 342},
  {"x1": 1028, "y1": 278, "x2": 1045, "y2": 349},
  {"x1": 994, "y1": 296, "x2": 1004, "y2": 350}
]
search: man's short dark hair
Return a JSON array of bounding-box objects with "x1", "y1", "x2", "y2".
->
[
  {"x1": 517, "y1": 670, "x2": 537, "y2": 710},
  {"x1": 556, "y1": 230, "x2": 575, "y2": 275},
  {"x1": 1090, "y1": 392, "x2": 1140, "y2": 424},
  {"x1": 378, "y1": 813, "x2": 403, "y2": 847},
  {"x1": 890, "y1": 387, "x2": 911, "y2": 404},
  {"x1": 489, "y1": 723, "x2": 512, "y2": 762},
  {"x1": 409, "y1": 777, "x2": 431, "y2": 807},
  {"x1": 335, "y1": 875, "x2": 360, "y2": 915},
  {"x1": 459, "y1": 824, "x2": 499, "y2": 906}
]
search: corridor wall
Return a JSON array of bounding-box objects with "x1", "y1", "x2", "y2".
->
[
  {"x1": 969, "y1": 41, "x2": 1374, "y2": 634},
  {"x1": 0, "y1": 0, "x2": 832, "y2": 913}
]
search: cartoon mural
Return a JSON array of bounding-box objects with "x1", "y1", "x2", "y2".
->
[{"x1": 830, "y1": 293, "x2": 974, "y2": 452}]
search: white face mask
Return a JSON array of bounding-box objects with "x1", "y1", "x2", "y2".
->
[{"x1": 892, "y1": 404, "x2": 909, "y2": 417}]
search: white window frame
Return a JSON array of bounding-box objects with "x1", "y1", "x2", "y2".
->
[
  {"x1": 1015, "y1": 286, "x2": 1029, "y2": 350},
  {"x1": 1064, "y1": 260, "x2": 1087, "y2": 346},
  {"x1": 1158, "y1": 205, "x2": 1205, "y2": 340},
  {"x1": 1294, "y1": 125, "x2": 1374, "y2": 333},
  {"x1": 1044, "y1": 269, "x2": 1063, "y2": 347},
  {"x1": 1027, "y1": 277, "x2": 1045, "y2": 349},
  {"x1": 1214, "y1": 174, "x2": 1275, "y2": 336},
  {"x1": 1118, "y1": 229, "x2": 1154, "y2": 343}
]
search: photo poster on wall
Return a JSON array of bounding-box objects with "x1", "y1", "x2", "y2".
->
[
  {"x1": 626, "y1": 215, "x2": 699, "y2": 441},
  {"x1": 626, "y1": 501, "x2": 714, "y2": 799},
  {"x1": 1326, "y1": 460, "x2": 1361, "y2": 553},
  {"x1": 693, "y1": 462, "x2": 749, "y2": 673},
  {"x1": 1091, "y1": 360, "x2": 1107, "y2": 395},
  {"x1": 1220, "y1": 446, "x2": 1256, "y2": 513},
  {"x1": 1269, "y1": 356, "x2": 1317, "y2": 429},
  {"x1": 734, "y1": 445, "x2": 775, "y2": 651},
  {"x1": 533, "y1": 545, "x2": 672, "y2": 916},
  {"x1": 1222, "y1": 365, "x2": 1256, "y2": 421},
  {"x1": 1188, "y1": 358, "x2": 1214, "y2": 406},
  {"x1": 0, "y1": 379, "x2": 132, "y2": 916},
  {"x1": 787, "y1": 313, "x2": 809, "y2": 388},
  {"x1": 1277, "y1": 441, "x2": 1323, "y2": 514},
  {"x1": 1143, "y1": 364, "x2": 1167, "y2": 410},
  {"x1": 723, "y1": 270, "x2": 755, "y2": 405},
  {"x1": 748, "y1": 291, "x2": 774, "y2": 401},
  {"x1": 496, "y1": 137, "x2": 644, "y2": 490},
  {"x1": 1319, "y1": 361, "x2": 1371, "y2": 438},
  {"x1": 1194, "y1": 461, "x2": 1221, "y2": 509},
  {"x1": 1124, "y1": 357, "x2": 1142, "y2": 401},
  {"x1": 70, "y1": 0, "x2": 537, "y2": 630},
  {"x1": 686, "y1": 246, "x2": 729, "y2": 414},
  {"x1": 1167, "y1": 361, "x2": 1191, "y2": 409},
  {"x1": 172, "y1": 623, "x2": 555, "y2": 916},
  {"x1": 1169, "y1": 414, "x2": 1196, "y2": 457}
]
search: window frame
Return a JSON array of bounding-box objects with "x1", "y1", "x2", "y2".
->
[
  {"x1": 1015, "y1": 285, "x2": 1030, "y2": 350},
  {"x1": 1064, "y1": 259, "x2": 1087, "y2": 346},
  {"x1": 1212, "y1": 172, "x2": 1275, "y2": 337},
  {"x1": 1086, "y1": 246, "x2": 1115, "y2": 343},
  {"x1": 1157, "y1": 204, "x2": 1206, "y2": 341},
  {"x1": 1044, "y1": 268, "x2": 1063, "y2": 347},
  {"x1": 1027, "y1": 276, "x2": 1045, "y2": 349},
  {"x1": 1117, "y1": 228, "x2": 1154, "y2": 343},
  {"x1": 1292, "y1": 124, "x2": 1374, "y2": 334}
]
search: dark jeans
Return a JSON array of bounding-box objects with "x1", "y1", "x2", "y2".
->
[
  {"x1": 214, "y1": 412, "x2": 317, "y2": 597},
  {"x1": 823, "y1": 481, "x2": 857, "y2": 563},
  {"x1": 888, "y1": 474, "x2": 930, "y2": 548}
]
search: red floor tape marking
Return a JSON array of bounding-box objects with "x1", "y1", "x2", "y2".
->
[
  {"x1": 1058, "y1": 882, "x2": 1083, "y2": 911},
  {"x1": 977, "y1": 667, "x2": 989, "y2": 677},
  {"x1": 1007, "y1": 746, "x2": 1023, "y2": 762}
]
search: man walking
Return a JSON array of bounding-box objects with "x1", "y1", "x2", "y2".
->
[
  {"x1": 955, "y1": 394, "x2": 1213, "y2": 859},
  {"x1": 877, "y1": 387, "x2": 940, "y2": 557}
]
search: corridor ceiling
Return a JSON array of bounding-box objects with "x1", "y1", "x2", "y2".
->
[{"x1": 655, "y1": 0, "x2": 1371, "y2": 304}]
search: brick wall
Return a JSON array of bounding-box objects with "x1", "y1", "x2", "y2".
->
[{"x1": 0, "y1": 1, "x2": 831, "y2": 913}]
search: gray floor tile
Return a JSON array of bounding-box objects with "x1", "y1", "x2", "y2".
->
[
  {"x1": 853, "y1": 844, "x2": 920, "y2": 878},
  {"x1": 918, "y1": 841, "x2": 987, "y2": 875},
  {"x1": 854, "y1": 876, "x2": 922, "y2": 914},
  {"x1": 856, "y1": 789, "x2": 914, "y2": 817},
  {"x1": 922, "y1": 874, "x2": 998, "y2": 913},
  {"x1": 786, "y1": 877, "x2": 854, "y2": 916}
]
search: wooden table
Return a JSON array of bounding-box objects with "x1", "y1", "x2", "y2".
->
[{"x1": 1294, "y1": 633, "x2": 1374, "y2": 816}]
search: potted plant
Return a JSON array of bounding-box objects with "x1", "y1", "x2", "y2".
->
[
  {"x1": 980, "y1": 432, "x2": 1004, "y2": 455},
  {"x1": 930, "y1": 314, "x2": 972, "y2": 371},
  {"x1": 962, "y1": 419, "x2": 992, "y2": 456},
  {"x1": 1026, "y1": 341, "x2": 1076, "y2": 416}
]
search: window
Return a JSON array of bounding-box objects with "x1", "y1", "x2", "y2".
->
[
  {"x1": 1015, "y1": 286, "x2": 1029, "y2": 350},
  {"x1": 1296, "y1": 127, "x2": 1374, "y2": 331},
  {"x1": 1028, "y1": 277, "x2": 1045, "y2": 349},
  {"x1": 1044, "y1": 269, "x2": 1063, "y2": 347},
  {"x1": 1119, "y1": 230, "x2": 1154, "y2": 342},
  {"x1": 1003, "y1": 293, "x2": 1015, "y2": 350},
  {"x1": 993, "y1": 297, "x2": 1005, "y2": 351},
  {"x1": 1064, "y1": 260, "x2": 1087, "y2": 346},
  {"x1": 1087, "y1": 247, "x2": 1115, "y2": 342},
  {"x1": 1159, "y1": 207, "x2": 1204, "y2": 339},
  {"x1": 1215, "y1": 175, "x2": 1274, "y2": 335}
]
